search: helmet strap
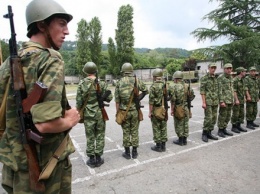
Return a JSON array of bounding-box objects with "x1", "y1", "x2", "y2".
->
[{"x1": 42, "y1": 22, "x2": 60, "y2": 50}]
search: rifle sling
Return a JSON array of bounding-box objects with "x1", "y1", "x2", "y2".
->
[
  {"x1": 38, "y1": 132, "x2": 70, "y2": 180},
  {"x1": 0, "y1": 78, "x2": 10, "y2": 134}
]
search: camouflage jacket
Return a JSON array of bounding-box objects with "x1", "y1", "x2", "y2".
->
[
  {"x1": 244, "y1": 75, "x2": 259, "y2": 102},
  {"x1": 200, "y1": 73, "x2": 219, "y2": 106},
  {"x1": 233, "y1": 76, "x2": 247, "y2": 103},
  {"x1": 149, "y1": 80, "x2": 164, "y2": 106},
  {"x1": 0, "y1": 41, "x2": 74, "y2": 171},
  {"x1": 76, "y1": 77, "x2": 112, "y2": 118},
  {"x1": 169, "y1": 81, "x2": 194, "y2": 106},
  {"x1": 217, "y1": 73, "x2": 234, "y2": 104},
  {"x1": 115, "y1": 75, "x2": 148, "y2": 110}
]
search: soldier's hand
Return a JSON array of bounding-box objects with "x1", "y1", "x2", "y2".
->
[
  {"x1": 220, "y1": 102, "x2": 226, "y2": 107},
  {"x1": 235, "y1": 100, "x2": 240, "y2": 105},
  {"x1": 148, "y1": 113, "x2": 152, "y2": 118},
  {"x1": 171, "y1": 111, "x2": 174, "y2": 117},
  {"x1": 247, "y1": 96, "x2": 252, "y2": 102},
  {"x1": 202, "y1": 103, "x2": 206, "y2": 109}
]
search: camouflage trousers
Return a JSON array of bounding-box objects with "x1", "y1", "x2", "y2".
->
[
  {"x1": 203, "y1": 105, "x2": 218, "y2": 131},
  {"x1": 217, "y1": 104, "x2": 233, "y2": 129},
  {"x1": 246, "y1": 101, "x2": 258, "y2": 121},
  {"x1": 151, "y1": 116, "x2": 168, "y2": 143},
  {"x1": 84, "y1": 116, "x2": 106, "y2": 157},
  {"x1": 173, "y1": 106, "x2": 189, "y2": 137},
  {"x1": 121, "y1": 109, "x2": 140, "y2": 147},
  {"x1": 231, "y1": 103, "x2": 245, "y2": 124},
  {"x1": 2, "y1": 157, "x2": 72, "y2": 194}
]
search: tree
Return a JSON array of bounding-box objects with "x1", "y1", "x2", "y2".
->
[
  {"x1": 0, "y1": 40, "x2": 9, "y2": 64},
  {"x1": 89, "y1": 17, "x2": 103, "y2": 68},
  {"x1": 107, "y1": 37, "x2": 118, "y2": 76},
  {"x1": 76, "y1": 19, "x2": 91, "y2": 76},
  {"x1": 115, "y1": 4, "x2": 135, "y2": 72},
  {"x1": 191, "y1": 0, "x2": 260, "y2": 69}
]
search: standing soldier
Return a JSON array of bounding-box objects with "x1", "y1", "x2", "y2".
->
[
  {"x1": 0, "y1": 0, "x2": 80, "y2": 193},
  {"x1": 217, "y1": 63, "x2": 234, "y2": 137},
  {"x1": 115, "y1": 63, "x2": 148, "y2": 159},
  {"x1": 231, "y1": 67, "x2": 248, "y2": 133},
  {"x1": 200, "y1": 63, "x2": 219, "y2": 142},
  {"x1": 244, "y1": 66, "x2": 259, "y2": 129},
  {"x1": 170, "y1": 71, "x2": 194, "y2": 146},
  {"x1": 149, "y1": 69, "x2": 169, "y2": 152},
  {"x1": 76, "y1": 62, "x2": 112, "y2": 168}
]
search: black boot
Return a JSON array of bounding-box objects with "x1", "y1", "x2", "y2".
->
[
  {"x1": 183, "y1": 137, "x2": 187, "y2": 145},
  {"x1": 237, "y1": 123, "x2": 247, "y2": 132},
  {"x1": 231, "y1": 124, "x2": 240, "y2": 133},
  {"x1": 95, "y1": 155, "x2": 104, "y2": 167},
  {"x1": 122, "y1": 147, "x2": 131, "y2": 159},
  {"x1": 86, "y1": 155, "x2": 96, "y2": 168},
  {"x1": 246, "y1": 121, "x2": 255, "y2": 130},
  {"x1": 252, "y1": 121, "x2": 259, "y2": 127},
  {"x1": 161, "y1": 142, "x2": 166, "y2": 152},
  {"x1": 202, "y1": 130, "x2": 208, "y2": 142},
  {"x1": 223, "y1": 128, "x2": 233, "y2": 136},
  {"x1": 132, "y1": 147, "x2": 138, "y2": 159},
  {"x1": 207, "y1": 131, "x2": 218, "y2": 140},
  {"x1": 218, "y1": 129, "x2": 225, "y2": 138},
  {"x1": 151, "y1": 143, "x2": 162, "y2": 152},
  {"x1": 173, "y1": 137, "x2": 183, "y2": 146}
]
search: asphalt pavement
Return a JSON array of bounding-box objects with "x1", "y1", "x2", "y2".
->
[{"x1": 0, "y1": 85, "x2": 260, "y2": 194}]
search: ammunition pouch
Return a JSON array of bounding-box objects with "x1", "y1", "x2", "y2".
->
[
  {"x1": 175, "y1": 105, "x2": 185, "y2": 120},
  {"x1": 115, "y1": 110, "x2": 126, "y2": 125},
  {"x1": 153, "y1": 106, "x2": 166, "y2": 120}
]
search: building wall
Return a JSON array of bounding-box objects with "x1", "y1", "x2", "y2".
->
[{"x1": 196, "y1": 60, "x2": 224, "y2": 78}]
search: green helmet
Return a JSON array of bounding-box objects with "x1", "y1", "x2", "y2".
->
[
  {"x1": 121, "y1": 63, "x2": 133, "y2": 73},
  {"x1": 26, "y1": 0, "x2": 73, "y2": 31},
  {"x1": 82, "y1": 62, "x2": 97, "y2": 74},
  {"x1": 152, "y1": 69, "x2": 163, "y2": 77},
  {"x1": 173, "y1": 71, "x2": 183, "y2": 79}
]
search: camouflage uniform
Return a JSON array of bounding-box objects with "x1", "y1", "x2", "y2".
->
[
  {"x1": 76, "y1": 77, "x2": 112, "y2": 164},
  {"x1": 244, "y1": 71, "x2": 259, "y2": 127},
  {"x1": 115, "y1": 75, "x2": 148, "y2": 157},
  {"x1": 0, "y1": 42, "x2": 74, "y2": 193},
  {"x1": 149, "y1": 79, "x2": 168, "y2": 150},
  {"x1": 200, "y1": 73, "x2": 219, "y2": 133},
  {"x1": 170, "y1": 80, "x2": 194, "y2": 144},
  {"x1": 231, "y1": 68, "x2": 248, "y2": 132},
  {"x1": 217, "y1": 72, "x2": 234, "y2": 134}
]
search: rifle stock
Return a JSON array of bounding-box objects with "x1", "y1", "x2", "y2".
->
[
  {"x1": 134, "y1": 75, "x2": 143, "y2": 121},
  {"x1": 163, "y1": 78, "x2": 169, "y2": 121},
  {"x1": 4, "y1": 6, "x2": 45, "y2": 192}
]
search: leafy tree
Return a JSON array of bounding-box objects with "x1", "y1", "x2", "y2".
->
[
  {"x1": 89, "y1": 17, "x2": 103, "y2": 68},
  {"x1": 115, "y1": 4, "x2": 135, "y2": 71},
  {"x1": 0, "y1": 39, "x2": 9, "y2": 64},
  {"x1": 191, "y1": 0, "x2": 260, "y2": 69},
  {"x1": 107, "y1": 37, "x2": 118, "y2": 76},
  {"x1": 165, "y1": 58, "x2": 184, "y2": 76},
  {"x1": 76, "y1": 19, "x2": 91, "y2": 76}
]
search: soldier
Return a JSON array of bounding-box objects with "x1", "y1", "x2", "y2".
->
[
  {"x1": 115, "y1": 63, "x2": 148, "y2": 159},
  {"x1": 231, "y1": 67, "x2": 248, "y2": 133},
  {"x1": 244, "y1": 66, "x2": 259, "y2": 129},
  {"x1": 170, "y1": 71, "x2": 194, "y2": 146},
  {"x1": 0, "y1": 0, "x2": 80, "y2": 193},
  {"x1": 149, "y1": 69, "x2": 168, "y2": 152},
  {"x1": 76, "y1": 62, "x2": 112, "y2": 168},
  {"x1": 217, "y1": 63, "x2": 234, "y2": 137},
  {"x1": 200, "y1": 63, "x2": 219, "y2": 142}
]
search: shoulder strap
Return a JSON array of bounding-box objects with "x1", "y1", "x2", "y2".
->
[{"x1": 0, "y1": 78, "x2": 10, "y2": 138}]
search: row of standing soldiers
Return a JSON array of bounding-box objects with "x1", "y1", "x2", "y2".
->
[
  {"x1": 76, "y1": 62, "x2": 195, "y2": 168},
  {"x1": 200, "y1": 63, "x2": 259, "y2": 142}
]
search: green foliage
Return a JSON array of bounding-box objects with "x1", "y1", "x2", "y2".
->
[
  {"x1": 0, "y1": 39, "x2": 9, "y2": 63},
  {"x1": 165, "y1": 58, "x2": 184, "y2": 76},
  {"x1": 115, "y1": 4, "x2": 135, "y2": 70},
  {"x1": 107, "y1": 37, "x2": 118, "y2": 76},
  {"x1": 191, "y1": 0, "x2": 260, "y2": 69}
]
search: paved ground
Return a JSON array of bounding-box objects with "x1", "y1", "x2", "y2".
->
[{"x1": 0, "y1": 85, "x2": 260, "y2": 193}]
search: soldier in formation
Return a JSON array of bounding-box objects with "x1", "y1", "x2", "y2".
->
[
  {"x1": 0, "y1": 0, "x2": 80, "y2": 193},
  {"x1": 200, "y1": 63, "x2": 219, "y2": 142},
  {"x1": 114, "y1": 63, "x2": 148, "y2": 159},
  {"x1": 149, "y1": 68, "x2": 168, "y2": 152},
  {"x1": 76, "y1": 62, "x2": 112, "y2": 168},
  {"x1": 170, "y1": 71, "x2": 194, "y2": 146},
  {"x1": 231, "y1": 67, "x2": 248, "y2": 133}
]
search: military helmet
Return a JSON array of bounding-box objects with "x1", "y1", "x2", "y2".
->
[
  {"x1": 152, "y1": 69, "x2": 163, "y2": 77},
  {"x1": 121, "y1": 63, "x2": 133, "y2": 73},
  {"x1": 26, "y1": 0, "x2": 73, "y2": 31},
  {"x1": 173, "y1": 71, "x2": 183, "y2": 79},
  {"x1": 82, "y1": 62, "x2": 97, "y2": 74}
]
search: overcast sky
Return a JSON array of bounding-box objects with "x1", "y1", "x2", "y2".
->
[{"x1": 0, "y1": 0, "x2": 228, "y2": 50}]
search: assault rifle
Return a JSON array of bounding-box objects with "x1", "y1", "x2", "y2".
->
[
  {"x1": 4, "y1": 6, "x2": 46, "y2": 192},
  {"x1": 163, "y1": 78, "x2": 169, "y2": 121},
  {"x1": 133, "y1": 75, "x2": 144, "y2": 121},
  {"x1": 187, "y1": 69, "x2": 195, "y2": 118},
  {"x1": 95, "y1": 72, "x2": 109, "y2": 121}
]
